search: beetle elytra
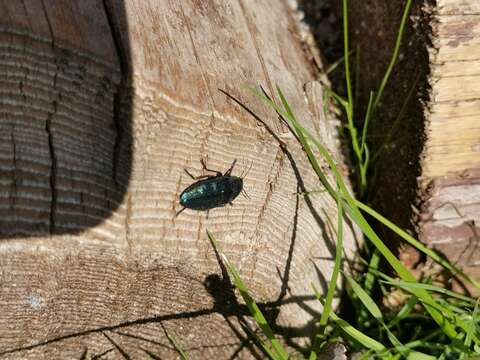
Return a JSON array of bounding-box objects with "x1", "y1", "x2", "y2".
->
[{"x1": 176, "y1": 159, "x2": 248, "y2": 217}]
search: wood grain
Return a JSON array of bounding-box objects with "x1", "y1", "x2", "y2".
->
[
  {"x1": 424, "y1": 1, "x2": 480, "y2": 177},
  {"x1": 419, "y1": 0, "x2": 480, "y2": 291},
  {"x1": 0, "y1": 0, "x2": 358, "y2": 358}
]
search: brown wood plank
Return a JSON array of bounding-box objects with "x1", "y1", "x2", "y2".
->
[{"x1": 419, "y1": 0, "x2": 480, "y2": 292}]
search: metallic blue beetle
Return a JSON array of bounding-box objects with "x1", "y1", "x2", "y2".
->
[{"x1": 176, "y1": 159, "x2": 245, "y2": 217}]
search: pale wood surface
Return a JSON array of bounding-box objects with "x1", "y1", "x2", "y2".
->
[
  {"x1": 0, "y1": 0, "x2": 358, "y2": 358},
  {"x1": 420, "y1": 0, "x2": 480, "y2": 289},
  {"x1": 424, "y1": 0, "x2": 480, "y2": 176}
]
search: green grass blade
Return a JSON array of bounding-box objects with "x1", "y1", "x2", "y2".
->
[
  {"x1": 309, "y1": 183, "x2": 345, "y2": 360},
  {"x1": 341, "y1": 0, "x2": 365, "y2": 191},
  {"x1": 239, "y1": 321, "x2": 278, "y2": 359},
  {"x1": 331, "y1": 316, "x2": 386, "y2": 354},
  {"x1": 380, "y1": 280, "x2": 476, "y2": 304},
  {"x1": 382, "y1": 323, "x2": 413, "y2": 358},
  {"x1": 324, "y1": 87, "x2": 348, "y2": 109},
  {"x1": 403, "y1": 329, "x2": 443, "y2": 349},
  {"x1": 371, "y1": 71, "x2": 421, "y2": 163},
  {"x1": 207, "y1": 231, "x2": 289, "y2": 360},
  {"x1": 363, "y1": 249, "x2": 380, "y2": 299},
  {"x1": 346, "y1": 275, "x2": 383, "y2": 321},
  {"x1": 318, "y1": 183, "x2": 344, "y2": 329},
  {"x1": 313, "y1": 285, "x2": 387, "y2": 353},
  {"x1": 384, "y1": 282, "x2": 479, "y2": 343},
  {"x1": 387, "y1": 294, "x2": 419, "y2": 329},
  {"x1": 354, "y1": 199, "x2": 479, "y2": 289},
  {"x1": 406, "y1": 352, "x2": 437, "y2": 360},
  {"x1": 325, "y1": 49, "x2": 353, "y2": 75},
  {"x1": 371, "y1": 270, "x2": 477, "y2": 338},
  {"x1": 361, "y1": 91, "x2": 374, "y2": 154},
  {"x1": 162, "y1": 326, "x2": 189, "y2": 360},
  {"x1": 342, "y1": 0, "x2": 353, "y2": 111},
  {"x1": 373, "y1": 0, "x2": 413, "y2": 111},
  {"x1": 357, "y1": 351, "x2": 375, "y2": 360},
  {"x1": 249, "y1": 86, "x2": 335, "y2": 197},
  {"x1": 465, "y1": 298, "x2": 480, "y2": 350},
  {"x1": 346, "y1": 275, "x2": 417, "y2": 357}
]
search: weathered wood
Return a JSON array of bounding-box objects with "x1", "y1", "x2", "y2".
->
[
  {"x1": 419, "y1": 0, "x2": 480, "y2": 290},
  {"x1": 0, "y1": 0, "x2": 358, "y2": 358}
]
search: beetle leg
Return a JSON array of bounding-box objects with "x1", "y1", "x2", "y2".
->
[
  {"x1": 184, "y1": 168, "x2": 196, "y2": 179},
  {"x1": 240, "y1": 160, "x2": 253, "y2": 179},
  {"x1": 184, "y1": 168, "x2": 211, "y2": 180},
  {"x1": 201, "y1": 159, "x2": 222, "y2": 177},
  {"x1": 224, "y1": 159, "x2": 237, "y2": 176},
  {"x1": 174, "y1": 207, "x2": 186, "y2": 217},
  {"x1": 206, "y1": 210, "x2": 210, "y2": 219},
  {"x1": 241, "y1": 188, "x2": 250, "y2": 199}
]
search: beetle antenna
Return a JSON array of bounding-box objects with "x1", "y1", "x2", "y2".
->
[
  {"x1": 240, "y1": 160, "x2": 253, "y2": 179},
  {"x1": 174, "y1": 207, "x2": 186, "y2": 218},
  {"x1": 239, "y1": 162, "x2": 246, "y2": 178},
  {"x1": 241, "y1": 188, "x2": 250, "y2": 199},
  {"x1": 225, "y1": 159, "x2": 237, "y2": 176}
]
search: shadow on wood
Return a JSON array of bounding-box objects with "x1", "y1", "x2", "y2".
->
[{"x1": 0, "y1": 0, "x2": 131, "y2": 237}]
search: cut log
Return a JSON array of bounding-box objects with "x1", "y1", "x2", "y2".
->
[
  {"x1": 419, "y1": 0, "x2": 480, "y2": 292},
  {"x1": 0, "y1": 0, "x2": 358, "y2": 358}
]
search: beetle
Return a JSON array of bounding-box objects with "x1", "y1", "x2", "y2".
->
[{"x1": 176, "y1": 159, "x2": 247, "y2": 217}]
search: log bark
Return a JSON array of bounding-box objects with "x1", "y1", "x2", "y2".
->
[{"x1": 0, "y1": 0, "x2": 358, "y2": 358}]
